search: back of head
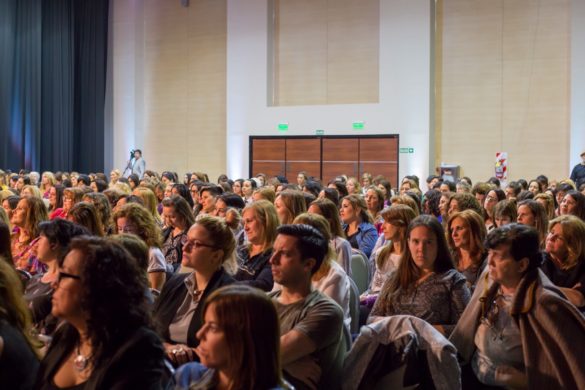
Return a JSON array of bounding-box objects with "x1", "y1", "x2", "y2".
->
[
  {"x1": 276, "y1": 224, "x2": 328, "y2": 275},
  {"x1": 69, "y1": 202, "x2": 104, "y2": 237},
  {"x1": 277, "y1": 190, "x2": 307, "y2": 224},
  {"x1": 203, "y1": 284, "x2": 282, "y2": 389},
  {"x1": 39, "y1": 219, "x2": 89, "y2": 257},
  {"x1": 309, "y1": 198, "x2": 344, "y2": 238},
  {"x1": 486, "y1": 223, "x2": 540, "y2": 272},
  {"x1": 109, "y1": 234, "x2": 150, "y2": 272}
]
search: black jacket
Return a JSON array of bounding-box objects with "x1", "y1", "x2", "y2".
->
[
  {"x1": 152, "y1": 269, "x2": 235, "y2": 348},
  {"x1": 34, "y1": 325, "x2": 165, "y2": 390}
]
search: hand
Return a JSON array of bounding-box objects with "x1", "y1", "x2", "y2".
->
[{"x1": 164, "y1": 342, "x2": 196, "y2": 366}]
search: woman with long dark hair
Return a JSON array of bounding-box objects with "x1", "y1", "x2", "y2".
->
[
  {"x1": 369, "y1": 215, "x2": 470, "y2": 335},
  {"x1": 34, "y1": 237, "x2": 165, "y2": 389}
]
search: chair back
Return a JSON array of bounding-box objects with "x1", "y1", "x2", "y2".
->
[{"x1": 350, "y1": 250, "x2": 369, "y2": 294}]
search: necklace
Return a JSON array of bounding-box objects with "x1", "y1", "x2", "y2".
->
[{"x1": 73, "y1": 345, "x2": 89, "y2": 372}]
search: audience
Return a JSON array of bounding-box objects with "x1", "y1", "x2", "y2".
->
[{"x1": 3, "y1": 165, "x2": 585, "y2": 389}]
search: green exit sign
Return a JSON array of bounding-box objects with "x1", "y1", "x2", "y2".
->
[
  {"x1": 278, "y1": 123, "x2": 289, "y2": 131},
  {"x1": 399, "y1": 147, "x2": 415, "y2": 154},
  {"x1": 315, "y1": 129, "x2": 325, "y2": 135},
  {"x1": 352, "y1": 121, "x2": 364, "y2": 130}
]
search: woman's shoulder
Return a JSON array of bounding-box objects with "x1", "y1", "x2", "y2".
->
[
  {"x1": 175, "y1": 362, "x2": 214, "y2": 390},
  {"x1": 437, "y1": 268, "x2": 467, "y2": 285}
]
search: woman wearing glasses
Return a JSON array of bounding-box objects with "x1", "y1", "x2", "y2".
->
[
  {"x1": 233, "y1": 200, "x2": 279, "y2": 292},
  {"x1": 153, "y1": 216, "x2": 237, "y2": 367},
  {"x1": 34, "y1": 236, "x2": 165, "y2": 389}
]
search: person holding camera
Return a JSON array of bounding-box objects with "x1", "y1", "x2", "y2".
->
[{"x1": 124, "y1": 149, "x2": 146, "y2": 179}]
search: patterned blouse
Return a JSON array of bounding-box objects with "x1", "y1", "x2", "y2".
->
[{"x1": 370, "y1": 268, "x2": 470, "y2": 335}]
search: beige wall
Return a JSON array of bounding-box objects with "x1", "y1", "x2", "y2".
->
[
  {"x1": 272, "y1": 0, "x2": 379, "y2": 106},
  {"x1": 436, "y1": 0, "x2": 570, "y2": 182},
  {"x1": 113, "y1": 0, "x2": 226, "y2": 181}
]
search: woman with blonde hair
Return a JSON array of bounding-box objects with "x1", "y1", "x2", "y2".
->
[
  {"x1": 0, "y1": 260, "x2": 41, "y2": 388},
  {"x1": 153, "y1": 216, "x2": 237, "y2": 367},
  {"x1": 534, "y1": 192, "x2": 556, "y2": 220},
  {"x1": 40, "y1": 172, "x2": 56, "y2": 199},
  {"x1": 447, "y1": 209, "x2": 487, "y2": 290},
  {"x1": 340, "y1": 194, "x2": 378, "y2": 257},
  {"x1": 346, "y1": 177, "x2": 361, "y2": 195},
  {"x1": 132, "y1": 186, "x2": 164, "y2": 227},
  {"x1": 109, "y1": 169, "x2": 121, "y2": 188},
  {"x1": 236, "y1": 200, "x2": 279, "y2": 291},
  {"x1": 11, "y1": 197, "x2": 48, "y2": 274},
  {"x1": 542, "y1": 215, "x2": 585, "y2": 308},
  {"x1": 175, "y1": 285, "x2": 289, "y2": 390},
  {"x1": 274, "y1": 190, "x2": 306, "y2": 225},
  {"x1": 113, "y1": 203, "x2": 168, "y2": 290},
  {"x1": 308, "y1": 198, "x2": 353, "y2": 276},
  {"x1": 20, "y1": 184, "x2": 43, "y2": 200}
]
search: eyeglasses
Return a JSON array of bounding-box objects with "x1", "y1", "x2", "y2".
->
[
  {"x1": 183, "y1": 239, "x2": 218, "y2": 251},
  {"x1": 57, "y1": 271, "x2": 81, "y2": 283}
]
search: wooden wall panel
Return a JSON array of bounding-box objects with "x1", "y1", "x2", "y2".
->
[
  {"x1": 322, "y1": 138, "x2": 359, "y2": 182},
  {"x1": 142, "y1": 0, "x2": 226, "y2": 180},
  {"x1": 360, "y1": 138, "x2": 398, "y2": 187},
  {"x1": 286, "y1": 138, "x2": 321, "y2": 182},
  {"x1": 438, "y1": 0, "x2": 570, "y2": 182},
  {"x1": 251, "y1": 139, "x2": 286, "y2": 178},
  {"x1": 272, "y1": 0, "x2": 379, "y2": 106}
]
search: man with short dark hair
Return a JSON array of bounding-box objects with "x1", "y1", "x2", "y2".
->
[
  {"x1": 125, "y1": 149, "x2": 146, "y2": 179},
  {"x1": 270, "y1": 224, "x2": 344, "y2": 390}
]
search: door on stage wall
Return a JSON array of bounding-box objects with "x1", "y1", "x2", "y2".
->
[{"x1": 249, "y1": 135, "x2": 399, "y2": 188}]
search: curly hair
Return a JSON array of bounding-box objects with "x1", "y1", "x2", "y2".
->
[
  {"x1": 68, "y1": 202, "x2": 104, "y2": 237},
  {"x1": 449, "y1": 192, "x2": 483, "y2": 216},
  {"x1": 423, "y1": 189, "x2": 442, "y2": 217},
  {"x1": 112, "y1": 203, "x2": 162, "y2": 248},
  {"x1": 62, "y1": 237, "x2": 152, "y2": 370},
  {"x1": 82, "y1": 192, "x2": 112, "y2": 233}
]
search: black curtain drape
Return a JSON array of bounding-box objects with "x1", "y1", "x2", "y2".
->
[{"x1": 0, "y1": 0, "x2": 109, "y2": 173}]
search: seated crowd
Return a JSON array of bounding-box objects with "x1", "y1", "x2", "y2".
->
[{"x1": 1, "y1": 167, "x2": 585, "y2": 389}]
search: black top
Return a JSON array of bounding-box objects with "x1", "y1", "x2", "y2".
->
[
  {"x1": 34, "y1": 325, "x2": 164, "y2": 390},
  {"x1": 152, "y1": 269, "x2": 235, "y2": 348},
  {"x1": 541, "y1": 253, "x2": 585, "y2": 298},
  {"x1": 234, "y1": 245, "x2": 273, "y2": 291},
  {"x1": 0, "y1": 320, "x2": 40, "y2": 390}
]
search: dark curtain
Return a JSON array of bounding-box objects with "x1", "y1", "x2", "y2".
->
[{"x1": 0, "y1": 0, "x2": 109, "y2": 173}]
